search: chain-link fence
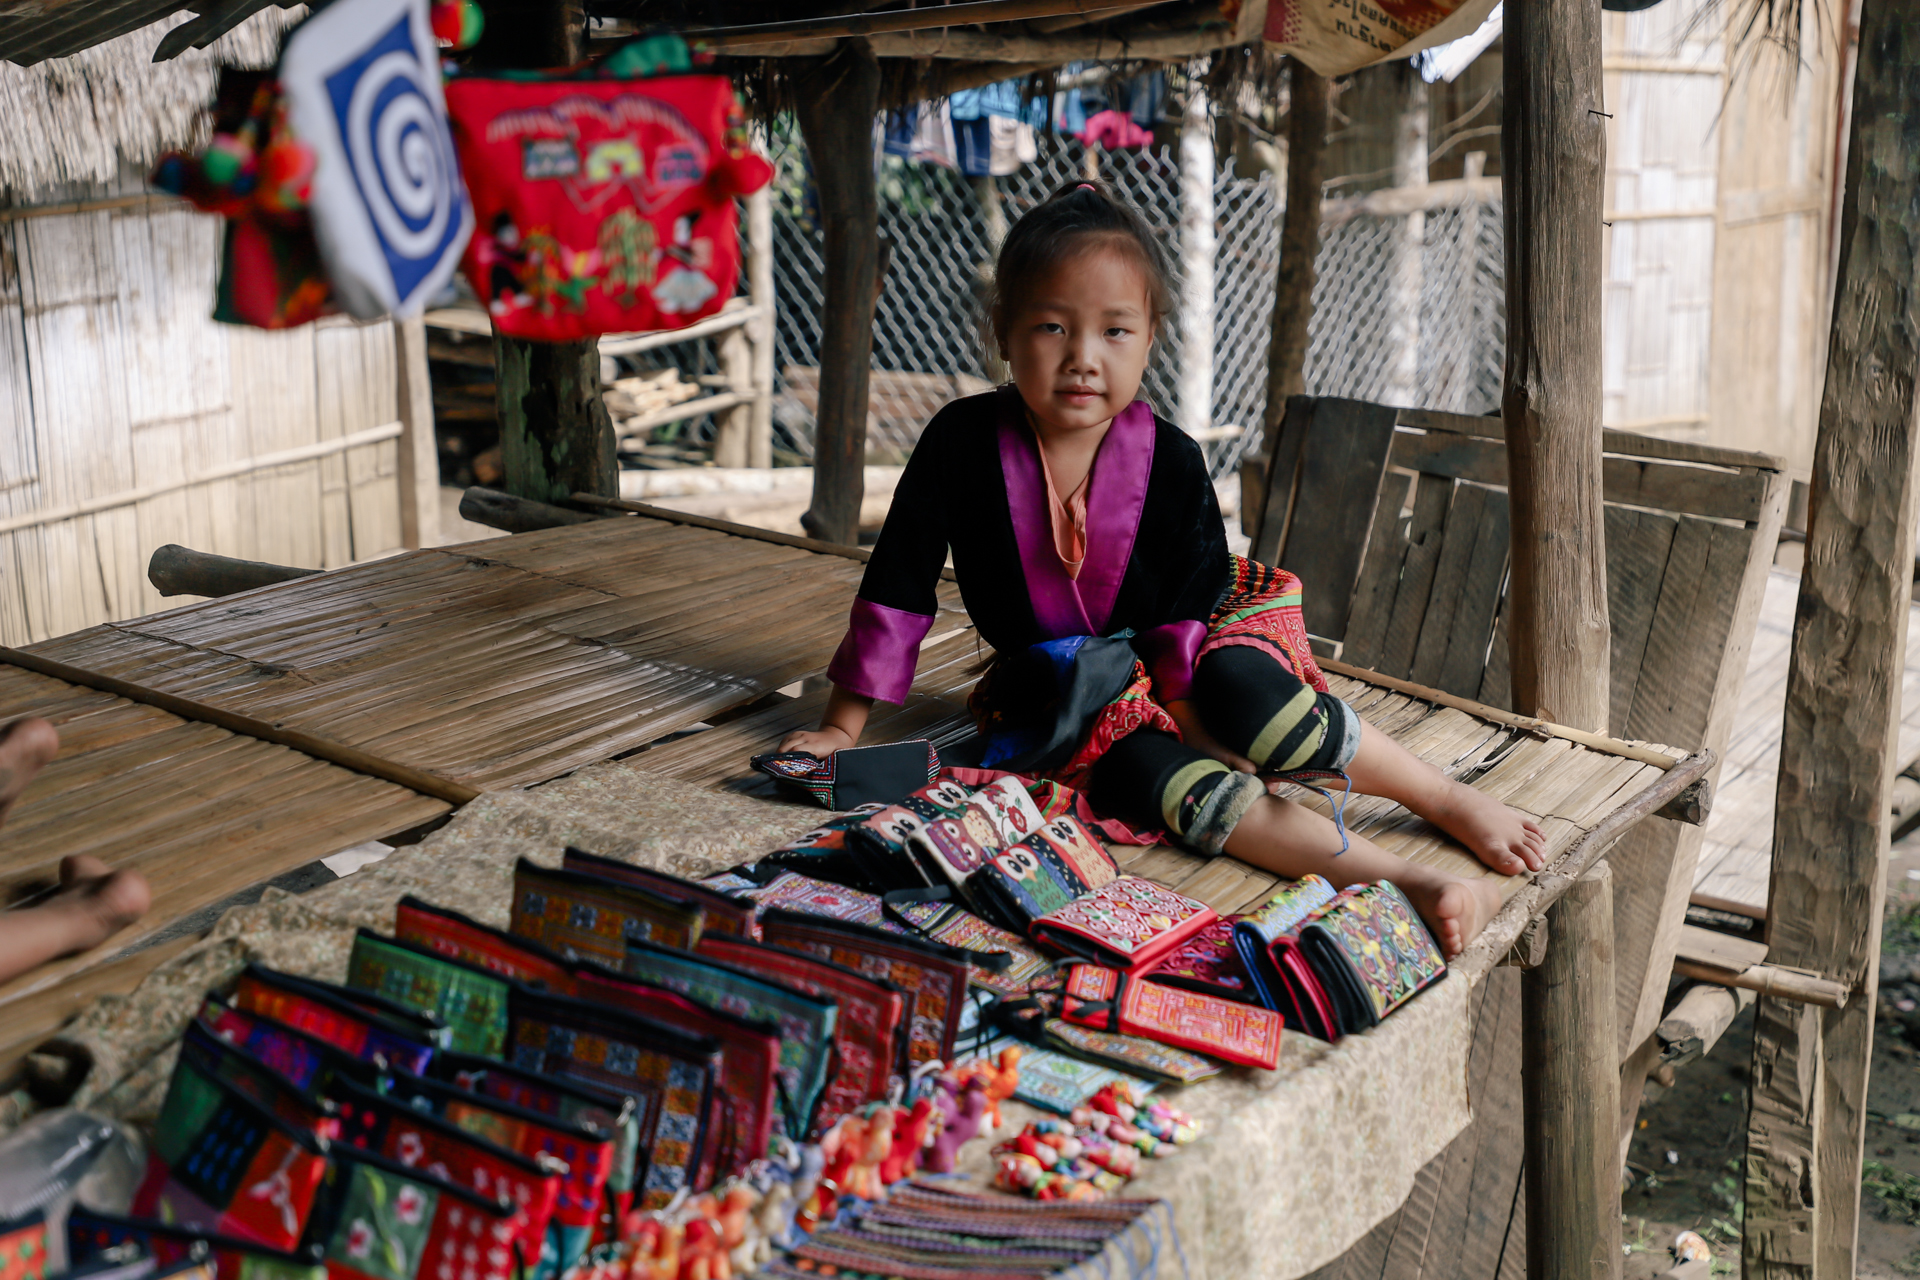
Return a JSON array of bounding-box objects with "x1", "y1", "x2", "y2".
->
[{"x1": 641, "y1": 128, "x2": 1505, "y2": 477}]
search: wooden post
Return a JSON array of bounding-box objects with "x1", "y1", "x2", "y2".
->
[
  {"x1": 393, "y1": 316, "x2": 440, "y2": 549},
  {"x1": 1742, "y1": 2, "x2": 1920, "y2": 1272},
  {"x1": 470, "y1": 0, "x2": 619, "y2": 504},
  {"x1": 1523, "y1": 860, "x2": 1622, "y2": 1280},
  {"x1": 1248, "y1": 58, "x2": 1328, "y2": 547},
  {"x1": 1176, "y1": 70, "x2": 1215, "y2": 440},
  {"x1": 793, "y1": 40, "x2": 881, "y2": 545},
  {"x1": 1501, "y1": 0, "x2": 1610, "y2": 732},
  {"x1": 1384, "y1": 63, "x2": 1427, "y2": 409},
  {"x1": 713, "y1": 324, "x2": 754, "y2": 467},
  {"x1": 746, "y1": 184, "x2": 776, "y2": 470}
]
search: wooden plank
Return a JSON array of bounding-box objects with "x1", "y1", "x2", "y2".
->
[
  {"x1": 1743, "y1": 5, "x2": 1920, "y2": 1271},
  {"x1": 1431, "y1": 487, "x2": 1510, "y2": 700},
  {"x1": 0, "y1": 933, "x2": 201, "y2": 1079},
  {"x1": 1339, "y1": 471, "x2": 1416, "y2": 667},
  {"x1": 1274, "y1": 398, "x2": 1400, "y2": 642},
  {"x1": 1600, "y1": 506, "x2": 1679, "y2": 737},
  {"x1": 1395, "y1": 404, "x2": 1789, "y2": 473},
  {"x1": 1409, "y1": 483, "x2": 1491, "y2": 691},
  {"x1": 1250, "y1": 394, "x2": 1316, "y2": 566},
  {"x1": 1374, "y1": 474, "x2": 1454, "y2": 679}
]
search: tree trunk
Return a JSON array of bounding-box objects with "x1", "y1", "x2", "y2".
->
[
  {"x1": 1384, "y1": 63, "x2": 1428, "y2": 409},
  {"x1": 470, "y1": 0, "x2": 618, "y2": 503},
  {"x1": 1500, "y1": 0, "x2": 1610, "y2": 732},
  {"x1": 794, "y1": 41, "x2": 882, "y2": 545},
  {"x1": 1743, "y1": 2, "x2": 1920, "y2": 1273}
]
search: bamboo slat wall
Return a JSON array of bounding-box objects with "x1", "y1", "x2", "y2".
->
[
  {"x1": 0, "y1": 177, "x2": 406, "y2": 645},
  {"x1": 1599, "y1": 0, "x2": 1843, "y2": 470}
]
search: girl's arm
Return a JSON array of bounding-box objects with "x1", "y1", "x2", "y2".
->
[{"x1": 778, "y1": 685, "x2": 874, "y2": 757}]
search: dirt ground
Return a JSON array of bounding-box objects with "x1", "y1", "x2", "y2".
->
[{"x1": 1619, "y1": 834, "x2": 1920, "y2": 1278}]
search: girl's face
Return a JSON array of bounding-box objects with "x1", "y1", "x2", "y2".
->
[{"x1": 1002, "y1": 241, "x2": 1155, "y2": 438}]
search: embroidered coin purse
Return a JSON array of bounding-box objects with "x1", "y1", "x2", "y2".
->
[
  {"x1": 196, "y1": 995, "x2": 382, "y2": 1094},
  {"x1": 1297, "y1": 880, "x2": 1448, "y2": 1037},
  {"x1": 1056, "y1": 963, "x2": 1284, "y2": 1070},
  {"x1": 970, "y1": 830, "x2": 1092, "y2": 933},
  {"x1": 572, "y1": 964, "x2": 781, "y2": 1183},
  {"x1": 229, "y1": 965, "x2": 442, "y2": 1075},
  {"x1": 1140, "y1": 914, "x2": 1258, "y2": 1003},
  {"x1": 69, "y1": 1209, "x2": 325, "y2": 1280},
  {"x1": 346, "y1": 929, "x2": 514, "y2": 1058},
  {"x1": 561, "y1": 847, "x2": 759, "y2": 938},
  {"x1": 132, "y1": 1051, "x2": 329, "y2": 1249},
  {"x1": 755, "y1": 805, "x2": 892, "y2": 892},
  {"x1": 178, "y1": 1020, "x2": 338, "y2": 1139},
  {"x1": 756, "y1": 908, "x2": 969, "y2": 1067},
  {"x1": 844, "y1": 778, "x2": 974, "y2": 891},
  {"x1": 694, "y1": 933, "x2": 906, "y2": 1128},
  {"x1": 749, "y1": 739, "x2": 940, "y2": 809},
  {"x1": 1029, "y1": 876, "x2": 1219, "y2": 973},
  {"x1": 300, "y1": 1145, "x2": 521, "y2": 1280},
  {"x1": 393, "y1": 896, "x2": 575, "y2": 994},
  {"x1": 510, "y1": 858, "x2": 707, "y2": 967},
  {"x1": 384, "y1": 1069, "x2": 617, "y2": 1279}
]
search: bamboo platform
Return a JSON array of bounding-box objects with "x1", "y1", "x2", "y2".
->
[
  {"x1": 0, "y1": 513, "x2": 961, "y2": 1064},
  {"x1": 1691, "y1": 568, "x2": 1920, "y2": 912}
]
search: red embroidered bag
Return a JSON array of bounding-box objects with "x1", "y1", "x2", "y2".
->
[{"x1": 1057, "y1": 963, "x2": 1283, "y2": 1070}]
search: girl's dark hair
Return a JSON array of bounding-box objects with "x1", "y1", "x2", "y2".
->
[{"x1": 984, "y1": 179, "x2": 1177, "y2": 356}]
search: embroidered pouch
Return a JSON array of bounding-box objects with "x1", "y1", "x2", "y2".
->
[
  {"x1": 752, "y1": 807, "x2": 889, "y2": 893},
  {"x1": 132, "y1": 1051, "x2": 329, "y2": 1250},
  {"x1": 749, "y1": 740, "x2": 940, "y2": 810},
  {"x1": 345, "y1": 930, "x2": 512, "y2": 1058},
  {"x1": 721, "y1": 869, "x2": 902, "y2": 932},
  {"x1": 229, "y1": 966, "x2": 442, "y2": 1075},
  {"x1": 970, "y1": 830, "x2": 1091, "y2": 933},
  {"x1": 1030, "y1": 876, "x2": 1219, "y2": 973},
  {"x1": 619, "y1": 939, "x2": 837, "y2": 1141},
  {"x1": 1039, "y1": 1017, "x2": 1222, "y2": 1085},
  {"x1": 178, "y1": 1021, "x2": 339, "y2": 1140},
  {"x1": 195, "y1": 997, "x2": 383, "y2": 1095},
  {"x1": 384, "y1": 1071, "x2": 613, "y2": 1280},
  {"x1": 509, "y1": 859, "x2": 705, "y2": 967},
  {"x1": 964, "y1": 774, "x2": 1049, "y2": 847},
  {"x1": 571, "y1": 965, "x2": 780, "y2": 1184},
  {"x1": 394, "y1": 897, "x2": 574, "y2": 994},
  {"x1": 1298, "y1": 881, "x2": 1448, "y2": 1036},
  {"x1": 904, "y1": 814, "x2": 997, "y2": 897},
  {"x1": 300, "y1": 1145, "x2": 520, "y2": 1280},
  {"x1": 756, "y1": 909, "x2": 966, "y2": 1066},
  {"x1": 841, "y1": 778, "x2": 974, "y2": 891},
  {"x1": 1057, "y1": 963, "x2": 1283, "y2": 1070},
  {"x1": 693, "y1": 934, "x2": 904, "y2": 1127},
  {"x1": 0, "y1": 1213, "x2": 44, "y2": 1280},
  {"x1": 560, "y1": 849, "x2": 757, "y2": 938},
  {"x1": 326, "y1": 1079, "x2": 558, "y2": 1270},
  {"x1": 68, "y1": 1209, "x2": 326, "y2": 1280},
  {"x1": 1140, "y1": 915, "x2": 1258, "y2": 1003},
  {"x1": 429, "y1": 1052, "x2": 637, "y2": 1228},
  {"x1": 889, "y1": 900, "x2": 1053, "y2": 997},
  {"x1": 505, "y1": 988, "x2": 721, "y2": 1210},
  {"x1": 1231, "y1": 875, "x2": 1341, "y2": 1012}
]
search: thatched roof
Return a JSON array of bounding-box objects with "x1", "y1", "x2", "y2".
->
[{"x1": 0, "y1": 6, "x2": 295, "y2": 199}]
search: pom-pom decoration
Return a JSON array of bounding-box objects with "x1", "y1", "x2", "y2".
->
[{"x1": 430, "y1": 0, "x2": 483, "y2": 50}]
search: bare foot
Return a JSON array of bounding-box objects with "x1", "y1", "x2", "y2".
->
[
  {"x1": 52, "y1": 855, "x2": 151, "y2": 947},
  {"x1": 0, "y1": 717, "x2": 57, "y2": 824},
  {"x1": 1397, "y1": 868, "x2": 1503, "y2": 959},
  {"x1": 1420, "y1": 779, "x2": 1546, "y2": 876}
]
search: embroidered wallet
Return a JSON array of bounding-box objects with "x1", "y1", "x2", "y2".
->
[
  {"x1": 1029, "y1": 876, "x2": 1219, "y2": 973},
  {"x1": 1297, "y1": 880, "x2": 1448, "y2": 1038},
  {"x1": 1057, "y1": 962, "x2": 1284, "y2": 1070},
  {"x1": 749, "y1": 739, "x2": 940, "y2": 809},
  {"x1": 510, "y1": 858, "x2": 707, "y2": 967},
  {"x1": 1231, "y1": 874, "x2": 1339, "y2": 1016},
  {"x1": 561, "y1": 847, "x2": 759, "y2": 938},
  {"x1": 393, "y1": 896, "x2": 575, "y2": 994},
  {"x1": 229, "y1": 964, "x2": 442, "y2": 1075}
]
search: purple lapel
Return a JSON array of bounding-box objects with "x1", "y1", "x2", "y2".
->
[{"x1": 997, "y1": 397, "x2": 1156, "y2": 638}]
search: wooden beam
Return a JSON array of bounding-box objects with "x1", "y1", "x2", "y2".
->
[
  {"x1": 1742, "y1": 0, "x2": 1920, "y2": 1272},
  {"x1": 1523, "y1": 860, "x2": 1622, "y2": 1280},
  {"x1": 686, "y1": 0, "x2": 1162, "y2": 48},
  {"x1": 1500, "y1": 0, "x2": 1610, "y2": 733},
  {"x1": 793, "y1": 41, "x2": 882, "y2": 546},
  {"x1": 1248, "y1": 57, "x2": 1329, "y2": 549},
  {"x1": 471, "y1": 0, "x2": 619, "y2": 505}
]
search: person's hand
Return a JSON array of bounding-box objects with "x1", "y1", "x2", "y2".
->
[
  {"x1": 777, "y1": 725, "x2": 857, "y2": 758},
  {"x1": 1165, "y1": 700, "x2": 1256, "y2": 773}
]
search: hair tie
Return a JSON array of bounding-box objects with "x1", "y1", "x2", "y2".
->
[{"x1": 1076, "y1": 183, "x2": 1095, "y2": 191}]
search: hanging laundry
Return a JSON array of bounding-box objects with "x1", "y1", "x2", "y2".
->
[
  {"x1": 1121, "y1": 70, "x2": 1168, "y2": 127},
  {"x1": 988, "y1": 118, "x2": 1038, "y2": 177},
  {"x1": 1080, "y1": 109, "x2": 1153, "y2": 150},
  {"x1": 953, "y1": 115, "x2": 994, "y2": 177},
  {"x1": 950, "y1": 78, "x2": 1050, "y2": 127}
]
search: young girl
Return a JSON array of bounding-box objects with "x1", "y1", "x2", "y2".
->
[{"x1": 780, "y1": 182, "x2": 1543, "y2": 957}]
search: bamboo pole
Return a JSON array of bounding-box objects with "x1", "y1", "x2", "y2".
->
[
  {"x1": 746, "y1": 184, "x2": 776, "y2": 470},
  {"x1": 1742, "y1": 1, "x2": 1920, "y2": 1271},
  {"x1": 793, "y1": 41, "x2": 882, "y2": 545},
  {"x1": 685, "y1": 0, "x2": 1161, "y2": 48},
  {"x1": 394, "y1": 316, "x2": 441, "y2": 550},
  {"x1": 1523, "y1": 860, "x2": 1623, "y2": 1280},
  {"x1": 1501, "y1": 0, "x2": 1610, "y2": 733}
]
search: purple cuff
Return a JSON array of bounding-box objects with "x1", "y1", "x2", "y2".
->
[
  {"x1": 825, "y1": 598, "x2": 936, "y2": 704},
  {"x1": 1136, "y1": 620, "x2": 1206, "y2": 704}
]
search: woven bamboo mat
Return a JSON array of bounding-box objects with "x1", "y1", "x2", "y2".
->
[{"x1": 27, "y1": 517, "x2": 963, "y2": 792}]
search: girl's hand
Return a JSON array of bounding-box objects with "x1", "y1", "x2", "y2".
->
[
  {"x1": 1165, "y1": 700, "x2": 1257, "y2": 774},
  {"x1": 777, "y1": 725, "x2": 857, "y2": 758}
]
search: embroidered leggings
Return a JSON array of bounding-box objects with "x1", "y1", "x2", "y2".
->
[{"x1": 1084, "y1": 646, "x2": 1361, "y2": 856}]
